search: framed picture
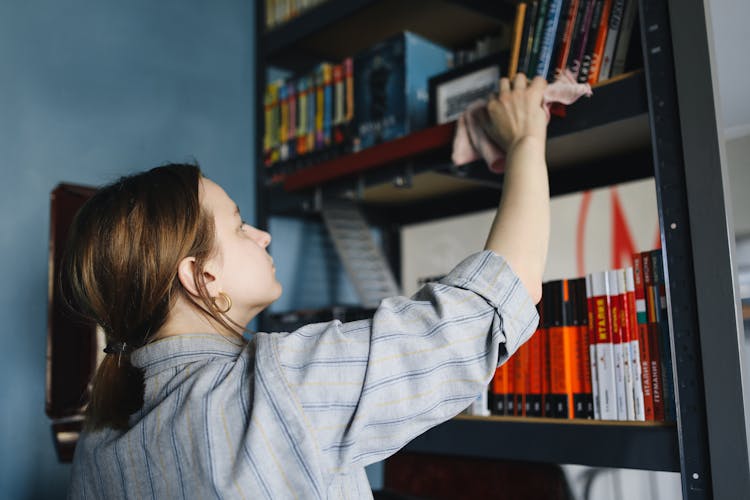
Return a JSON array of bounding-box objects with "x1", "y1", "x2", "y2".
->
[{"x1": 429, "y1": 51, "x2": 509, "y2": 125}]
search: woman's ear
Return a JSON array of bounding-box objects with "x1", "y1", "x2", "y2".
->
[{"x1": 176, "y1": 256, "x2": 218, "y2": 298}]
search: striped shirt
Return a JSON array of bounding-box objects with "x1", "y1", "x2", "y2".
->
[{"x1": 69, "y1": 250, "x2": 539, "y2": 499}]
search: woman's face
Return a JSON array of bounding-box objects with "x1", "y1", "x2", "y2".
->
[{"x1": 200, "y1": 178, "x2": 282, "y2": 323}]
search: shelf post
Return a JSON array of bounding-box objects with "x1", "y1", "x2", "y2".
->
[{"x1": 640, "y1": 0, "x2": 750, "y2": 498}]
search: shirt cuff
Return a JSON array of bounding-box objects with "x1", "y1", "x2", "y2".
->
[{"x1": 440, "y1": 250, "x2": 539, "y2": 359}]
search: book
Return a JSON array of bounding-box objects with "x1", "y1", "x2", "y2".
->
[
  {"x1": 615, "y1": 269, "x2": 636, "y2": 420},
  {"x1": 547, "y1": 0, "x2": 576, "y2": 81},
  {"x1": 508, "y1": 1, "x2": 529, "y2": 77},
  {"x1": 589, "y1": 271, "x2": 618, "y2": 420},
  {"x1": 547, "y1": 280, "x2": 583, "y2": 419},
  {"x1": 572, "y1": 277, "x2": 593, "y2": 418},
  {"x1": 526, "y1": 303, "x2": 544, "y2": 416},
  {"x1": 597, "y1": 0, "x2": 626, "y2": 80},
  {"x1": 535, "y1": 0, "x2": 565, "y2": 78},
  {"x1": 518, "y1": 1, "x2": 540, "y2": 75},
  {"x1": 566, "y1": 0, "x2": 596, "y2": 79},
  {"x1": 624, "y1": 266, "x2": 646, "y2": 421},
  {"x1": 514, "y1": 339, "x2": 530, "y2": 416},
  {"x1": 651, "y1": 249, "x2": 675, "y2": 420},
  {"x1": 587, "y1": 0, "x2": 614, "y2": 84},
  {"x1": 491, "y1": 360, "x2": 513, "y2": 415},
  {"x1": 577, "y1": 0, "x2": 606, "y2": 84},
  {"x1": 610, "y1": 0, "x2": 637, "y2": 76},
  {"x1": 632, "y1": 253, "x2": 655, "y2": 420},
  {"x1": 585, "y1": 273, "x2": 601, "y2": 419},
  {"x1": 607, "y1": 269, "x2": 627, "y2": 420},
  {"x1": 642, "y1": 251, "x2": 666, "y2": 420},
  {"x1": 527, "y1": 0, "x2": 551, "y2": 76}
]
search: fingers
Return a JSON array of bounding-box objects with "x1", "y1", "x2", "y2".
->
[
  {"x1": 512, "y1": 72, "x2": 528, "y2": 90},
  {"x1": 499, "y1": 77, "x2": 511, "y2": 94},
  {"x1": 528, "y1": 75, "x2": 548, "y2": 95}
]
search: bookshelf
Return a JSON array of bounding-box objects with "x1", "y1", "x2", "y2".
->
[{"x1": 254, "y1": 1, "x2": 750, "y2": 498}]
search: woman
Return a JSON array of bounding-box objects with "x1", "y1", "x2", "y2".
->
[{"x1": 64, "y1": 73, "x2": 549, "y2": 499}]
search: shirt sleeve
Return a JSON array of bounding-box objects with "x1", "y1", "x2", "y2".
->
[{"x1": 257, "y1": 250, "x2": 538, "y2": 478}]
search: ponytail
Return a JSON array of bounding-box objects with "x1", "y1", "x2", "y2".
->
[
  {"x1": 86, "y1": 351, "x2": 144, "y2": 430},
  {"x1": 61, "y1": 163, "x2": 224, "y2": 430}
]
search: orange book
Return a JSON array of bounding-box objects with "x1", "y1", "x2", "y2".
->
[
  {"x1": 588, "y1": 0, "x2": 613, "y2": 84},
  {"x1": 491, "y1": 362, "x2": 512, "y2": 415},
  {"x1": 508, "y1": 1, "x2": 528, "y2": 77},
  {"x1": 514, "y1": 341, "x2": 529, "y2": 417},
  {"x1": 547, "y1": 280, "x2": 582, "y2": 418},
  {"x1": 526, "y1": 302, "x2": 544, "y2": 417}
]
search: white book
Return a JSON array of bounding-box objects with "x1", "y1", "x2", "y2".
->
[
  {"x1": 625, "y1": 267, "x2": 646, "y2": 421},
  {"x1": 607, "y1": 270, "x2": 627, "y2": 421},
  {"x1": 617, "y1": 269, "x2": 636, "y2": 420},
  {"x1": 591, "y1": 271, "x2": 618, "y2": 420},
  {"x1": 586, "y1": 274, "x2": 601, "y2": 420}
]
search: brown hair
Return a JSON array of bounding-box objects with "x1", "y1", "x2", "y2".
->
[{"x1": 61, "y1": 163, "x2": 241, "y2": 430}]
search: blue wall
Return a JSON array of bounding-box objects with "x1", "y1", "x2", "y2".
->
[{"x1": 0, "y1": 1, "x2": 254, "y2": 497}]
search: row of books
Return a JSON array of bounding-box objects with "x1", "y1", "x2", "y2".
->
[
  {"x1": 508, "y1": 0, "x2": 639, "y2": 84},
  {"x1": 472, "y1": 249, "x2": 675, "y2": 422},
  {"x1": 265, "y1": 0, "x2": 328, "y2": 29},
  {"x1": 263, "y1": 59, "x2": 355, "y2": 175}
]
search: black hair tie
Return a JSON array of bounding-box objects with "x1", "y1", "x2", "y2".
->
[{"x1": 104, "y1": 341, "x2": 131, "y2": 355}]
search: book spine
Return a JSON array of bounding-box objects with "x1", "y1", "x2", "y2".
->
[
  {"x1": 555, "y1": 0, "x2": 583, "y2": 77},
  {"x1": 315, "y1": 65, "x2": 325, "y2": 150},
  {"x1": 518, "y1": 1, "x2": 540, "y2": 75},
  {"x1": 651, "y1": 249, "x2": 675, "y2": 421},
  {"x1": 279, "y1": 82, "x2": 289, "y2": 161},
  {"x1": 643, "y1": 252, "x2": 666, "y2": 420},
  {"x1": 573, "y1": 278, "x2": 591, "y2": 418},
  {"x1": 507, "y1": 354, "x2": 518, "y2": 416},
  {"x1": 607, "y1": 270, "x2": 627, "y2": 420},
  {"x1": 540, "y1": 284, "x2": 551, "y2": 417},
  {"x1": 508, "y1": 2, "x2": 528, "y2": 77},
  {"x1": 491, "y1": 363, "x2": 509, "y2": 415},
  {"x1": 597, "y1": 0, "x2": 625, "y2": 81},
  {"x1": 566, "y1": 0, "x2": 596, "y2": 79},
  {"x1": 617, "y1": 269, "x2": 636, "y2": 420},
  {"x1": 610, "y1": 0, "x2": 636, "y2": 76},
  {"x1": 585, "y1": 274, "x2": 600, "y2": 419},
  {"x1": 624, "y1": 266, "x2": 646, "y2": 421},
  {"x1": 344, "y1": 58, "x2": 354, "y2": 123},
  {"x1": 633, "y1": 252, "x2": 655, "y2": 420},
  {"x1": 535, "y1": 0, "x2": 564, "y2": 78},
  {"x1": 547, "y1": 0, "x2": 574, "y2": 81},
  {"x1": 577, "y1": 0, "x2": 605, "y2": 84},
  {"x1": 528, "y1": 0, "x2": 551, "y2": 76},
  {"x1": 323, "y1": 63, "x2": 333, "y2": 146},
  {"x1": 527, "y1": 306, "x2": 544, "y2": 416},
  {"x1": 287, "y1": 81, "x2": 297, "y2": 160},
  {"x1": 587, "y1": 0, "x2": 613, "y2": 84},
  {"x1": 591, "y1": 271, "x2": 618, "y2": 420},
  {"x1": 514, "y1": 340, "x2": 529, "y2": 417}
]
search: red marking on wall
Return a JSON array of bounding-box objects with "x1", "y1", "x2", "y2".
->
[
  {"x1": 610, "y1": 188, "x2": 638, "y2": 269},
  {"x1": 576, "y1": 191, "x2": 592, "y2": 277}
]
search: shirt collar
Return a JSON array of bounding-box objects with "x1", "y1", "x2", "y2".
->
[{"x1": 130, "y1": 333, "x2": 247, "y2": 376}]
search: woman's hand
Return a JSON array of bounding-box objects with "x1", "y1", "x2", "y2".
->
[{"x1": 486, "y1": 73, "x2": 548, "y2": 154}]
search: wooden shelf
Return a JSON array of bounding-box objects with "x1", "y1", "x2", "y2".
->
[
  {"x1": 276, "y1": 71, "x2": 650, "y2": 212},
  {"x1": 404, "y1": 415, "x2": 680, "y2": 472},
  {"x1": 263, "y1": 0, "x2": 513, "y2": 71}
]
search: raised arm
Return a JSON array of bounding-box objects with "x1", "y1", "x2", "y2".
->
[{"x1": 483, "y1": 73, "x2": 550, "y2": 304}]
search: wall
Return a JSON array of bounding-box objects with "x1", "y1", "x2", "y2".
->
[{"x1": 0, "y1": 1, "x2": 254, "y2": 497}]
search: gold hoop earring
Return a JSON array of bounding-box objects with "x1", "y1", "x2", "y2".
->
[{"x1": 213, "y1": 292, "x2": 232, "y2": 313}]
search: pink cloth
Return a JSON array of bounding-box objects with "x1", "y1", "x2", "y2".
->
[{"x1": 452, "y1": 70, "x2": 593, "y2": 173}]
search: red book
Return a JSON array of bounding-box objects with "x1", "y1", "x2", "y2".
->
[
  {"x1": 587, "y1": 0, "x2": 613, "y2": 84},
  {"x1": 585, "y1": 274, "x2": 600, "y2": 419},
  {"x1": 642, "y1": 252, "x2": 665, "y2": 420}
]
